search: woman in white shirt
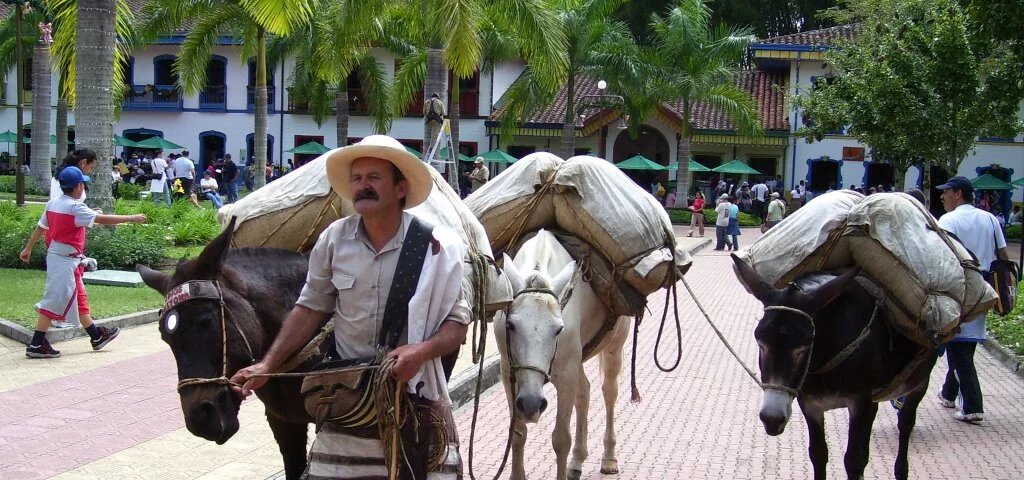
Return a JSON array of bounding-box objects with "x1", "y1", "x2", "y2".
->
[{"x1": 49, "y1": 149, "x2": 97, "y2": 202}]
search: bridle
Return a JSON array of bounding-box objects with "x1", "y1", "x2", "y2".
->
[
  {"x1": 161, "y1": 280, "x2": 256, "y2": 392},
  {"x1": 503, "y1": 287, "x2": 563, "y2": 384}
]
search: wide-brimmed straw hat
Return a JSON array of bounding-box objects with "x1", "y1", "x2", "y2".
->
[{"x1": 325, "y1": 135, "x2": 433, "y2": 208}]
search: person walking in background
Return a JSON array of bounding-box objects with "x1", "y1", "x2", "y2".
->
[
  {"x1": 150, "y1": 150, "x2": 171, "y2": 206},
  {"x1": 172, "y1": 150, "x2": 195, "y2": 200},
  {"x1": 934, "y1": 176, "x2": 1010, "y2": 424},
  {"x1": 714, "y1": 194, "x2": 731, "y2": 251},
  {"x1": 19, "y1": 167, "x2": 147, "y2": 358},
  {"x1": 727, "y1": 195, "x2": 741, "y2": 250},
  {"x1": 223, "y1": 153, "x2": 239, "y2": 203},
  {"x1": 664, "y1": 188, "x2": 677, "y2": 209},
  {"x1": 751, "y1": 178, "x2": 768, "y2": 221},
  {"x1": 49, "y1": 149, "x2": 98, "y2": 202},
  {"x1": 687, "y1": 191, "x2": 706, "y2": 237},
  {"x1": 764, "y1": 192, "x2": 786, "y2": 230}
]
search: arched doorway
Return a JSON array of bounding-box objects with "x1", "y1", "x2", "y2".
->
[
  {"x1": 246, "y1": 133, "x2": 275, "y2": 166},
  {"x1": 612, "y1": 125, "x2": 670, "y2": 190},
  {"x1": 198, "y1": 131, "x2": 226, "y2": 172},
  {"x1": 806, "y1": 156, "x2": 842, "y2": 193},
  {"x1": 863, "y1": 162, "x2": 895, "y2": 191}
]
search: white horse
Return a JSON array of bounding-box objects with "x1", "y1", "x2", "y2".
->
[{"x1": 497, "y1": 230, "x2": 630, "y2": 480}]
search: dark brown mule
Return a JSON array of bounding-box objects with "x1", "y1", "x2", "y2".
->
[
  {"x1": 731, "y1": 255, "x2": 939, "y2": 480},
  {"x1": 138, "y1": 221, "x2": 316, "y2": 479}
]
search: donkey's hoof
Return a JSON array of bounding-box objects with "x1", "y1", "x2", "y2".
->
[
  {"x1": 568, "y1": 468, "x2": 582, "y2": 480},
  {"x1": 600, "y1": 459, "x2": 619, "y2": 474}
]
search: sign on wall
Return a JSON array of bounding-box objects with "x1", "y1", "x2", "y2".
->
[{"x1": 842, "y1": 146, "x2": 865, "y2": 162}]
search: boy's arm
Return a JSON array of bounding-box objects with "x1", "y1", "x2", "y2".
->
[
  {"x1": 20, "y1": 225, "x2": 45, "y2": 262},
  {"x1": 94, "y1": 214, "x2": 147, "y2": 225}
]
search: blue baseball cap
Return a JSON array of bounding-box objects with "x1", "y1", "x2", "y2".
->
[
  {"x1": 57, "y1": 166, "x2": 90, "y2": 189},
  {"x1": 935, "y1": 176, "x2": 973, "y2": 192}
]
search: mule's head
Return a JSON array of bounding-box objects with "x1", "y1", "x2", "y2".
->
[
  {"x1": 499, "y1": 253, "x2": 575, "y2": 423},
  {"x1": 731, "y1": 254, "x2": 858, "y2": 436},
  {"x1": 138, "y1": 219, "x2": 247, "y2": 444}
]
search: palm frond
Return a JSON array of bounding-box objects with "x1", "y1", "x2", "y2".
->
[
  {"x1": 175, "y1": 3, "x2": 238, "y2": 95},
  {"x1": 699, "y1": 83, "x2": 763, "y2": 137},
  {"x1": 239, "y1": 0, "x2": 314, "y2": 35},
  {"x1": 434, "y1": 0, "x2": 482, "y2": 78},
  {"x1": 355, "y1": 52, "x2": 391, "y2": 133},
  {"x1": 390, "y1": 48, "x2": 426, "y2": 118}
]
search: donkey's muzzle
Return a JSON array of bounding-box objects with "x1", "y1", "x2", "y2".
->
[
  {"x1": 515, "y1": 394, "x2": 548, "y2": 422},
  {"x1": 184, "y1": 388, "x2": 240, "y2": 444},
  {"x1": 758, "y1": 389, "x2": 793, "y2": 436}
]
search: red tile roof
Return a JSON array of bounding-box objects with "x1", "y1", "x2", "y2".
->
[
  {"x1": 756, "y1": 24, "x2": 859, "y2": 47},
  {"x1": 490, "y1": 70, "x2": 789, "y2": 133}
]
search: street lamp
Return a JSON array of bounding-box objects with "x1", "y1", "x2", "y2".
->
[{"x1": 576, "y1": 79, "x2": 627, "y2": 132}]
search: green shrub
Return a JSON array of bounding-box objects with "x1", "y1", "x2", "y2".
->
[
  {"x1": 87, "y1": 224, "x2": 169, "y2": 269},
  {"x1": 666, "y1": 208, "x2": 761, "y2": 227},
  {"x1": 0, "y1": 200, "x2": 26, "y2": 222},
  {"x1": 0, "y1": 175, "x2": 48, "y2": 196},
  {"x1": 1005, "y1": 224, "x2": 1021, "y2": 240},
  {"x1": 169, "y1": 208, "x2": 219, "y2": 245},
  {"x1": 0, "y1": 216, "x2": 45, "y2": 269},
  {"x1": 114, "y1": 182, "x2": 144, "y2": 200},
  {"x1": 989, "y1": 281, "x2": 1024, "y2": 356}
]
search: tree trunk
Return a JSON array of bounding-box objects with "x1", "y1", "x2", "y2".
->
[
  {"x1": 76, "y1": 0, "x2": 116, "y2": 213},
  {"x1": 560, "y1": 72, "x2": 575, "y2": 159},
  {"x1": 449, "y1": 74, "x2": 460, "y2": 191},
  {"x1": 31, "y1": 43, "x2": 52, "y2": 191},
  {"x1": 423, "y1": 47, "x2": 447, "y2": 156},
  {"x1": 674, "y1": 106, "x2": 693, "y2": 205},
  {"x1": 56, "y1": 96, "x2": 68, "y2": 160},
  {"x1": 253, "y1": 28, "x2": 268, "y2": 189},
  {"x1": 335, "y1": 87, "x2": 348, "y2": 147}
]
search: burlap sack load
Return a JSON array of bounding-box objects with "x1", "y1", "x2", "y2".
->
[
  {"x1": 220, "y1": 150, "x2": 512, "y2": 314},
  {"x1": 735, "y1": 191, "x2": 997, "y2": 346},
  {"x1": 219, "y1": 154, "x2": 354, "y2": 252},
  {"x1": 466, "y1": 153, "x2": 691, "y2": 298}
]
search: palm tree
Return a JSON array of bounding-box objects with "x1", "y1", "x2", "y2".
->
[
  {"x1": 0, "y1": 5, "x2": 51, "y2": 190},
  {"x1": 645, "y1": 0, "x2": 762, "y2": 200},
  {"x1": 388, "y1": 0, "x2": 566, "y2": 158},
  {"x1": 490, "y1": 0, "x2": 631, "y2": 158},
  {"x1": 49, "y1": 0, "x2": 136, "y2": 213},
  {"x1": 270, "y1": 0, "x2": 391, "y2": 148},
  {"x1": 141, "y1": 0, "x2": 314, "y2": 190}
]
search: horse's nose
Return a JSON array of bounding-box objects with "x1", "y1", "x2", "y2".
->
[
  {"x1": 515, "y1": 395, "x2": 548, "y2": 417},
  {"x1": 759, "y1": 409, "x2": 787, "y2": 436}
]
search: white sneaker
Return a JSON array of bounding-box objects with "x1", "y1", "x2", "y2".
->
[
  {"x1": 936, "y1": 391, "x2": 955, "y2": 409},
  {"x1": 953, "y1": 411, "x2": 983, "y2": 423},
  {"x1": 51, "y1": 321, "x2": 73, "y2": 330}
]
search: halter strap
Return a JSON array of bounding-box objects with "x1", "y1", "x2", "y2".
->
[{"x1": 759, "y1": 305, "x2": 816, "y2": 396}]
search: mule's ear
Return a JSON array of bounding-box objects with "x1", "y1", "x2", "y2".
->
[
  {"x1": 502, "y1": 253, "x2": 525, "y2": 293},
  {"x1": 807, "y1": 266, "x2": 861, "y2": 312},
  {"x1": 137, "y1": 264, "x2": 169, "y2": 294},
  {"x1": 730, "y1": 253, "x2": 775, "y2": 303},
  {"x1": 551, "y1": 260, "x2": 577, "y2": 301},
  {"x1": 195, "y1": 217, "x2": 237, "y2": 274}
]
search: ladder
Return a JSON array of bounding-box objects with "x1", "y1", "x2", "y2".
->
[{"x1": 424, "y1": 118, "x2": 459, "y2": 192}]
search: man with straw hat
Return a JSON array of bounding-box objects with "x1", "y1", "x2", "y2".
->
[{"x1": 231, "y1": 135, "x2": 470, "y2": 479}]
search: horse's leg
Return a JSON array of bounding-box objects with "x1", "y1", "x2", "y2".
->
[
  {"x1": 552, "y1": 377, "x2": 579, "y2": 480},
  {"x1": 894, "y1": 385, "x2": 927, "y2": 480},
  {"x1": 266, "y1": 414, "x2": 308, "y2": 480},
  {"x1": 568, "y1": 365, "x2": 591, "y2": 480},
  {"x1": 843, "y1": 399, "x2": 878, "y2": 480},
  {"x1": 799, "y1": 400, "x2": 829, "y2": 480},
  {"x1": 599, "y1": 330, "x2": 627, "y2": 475}
]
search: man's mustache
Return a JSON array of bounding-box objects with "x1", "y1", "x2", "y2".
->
[{"x1": 354, "y1": 188, "x2": 378, "y2": 201}]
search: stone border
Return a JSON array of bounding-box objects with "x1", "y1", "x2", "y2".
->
[
  {"x1": 983, "y1": 337, "x2": 1024, "y2": 380},
  {"x1": 0, "y1": 309, "x2": 161, "y2": 345}
]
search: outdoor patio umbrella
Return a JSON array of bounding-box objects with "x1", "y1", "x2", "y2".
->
[
  {"x1": 667, "y1": 160, "x2": 711, "y2": 172},
  {"x1": 114, "y1": 135, "x2": 140, "y2": 147},
  {"x1": 21, "y1": 134, "x2": 56, "y2": 144},
  {"x1": 405, "y1": 146, "x2": 422, "y2": 158},
  {"x1": 440, "y1": 147, "x2": 472, "y2": 162},
  {"x1": 478, "y1": 149, "x2": 518, "y2": 164},
  {"x1": 286, "y1": 141, "x2": 330, "y2": 155},
  {"x1": 711, "y1": 159, "x2": 761, "y2": 175},
  {"x1": 135, "y1": 136, "x2": 184, "y2": 150},
  {"x1": 615, "y1": 155, "x2": 668, "y2": 170},
  {"x1": 1012, "y1": 177, "x2": 1024, "y2": 186},
  {"x1": 0, "y1": 131, "x2": 17, "y2": 143},
  {"x1": 971, "y1": 173, "x2": 1013, "y2": 190}
]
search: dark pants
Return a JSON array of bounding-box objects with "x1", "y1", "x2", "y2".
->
[
  {"x1": 941, "y1": 342, "x2": 983, "y2": 415},
  {"x1": 753, "y1": 199, "x2": 764, "y2": 219},
  {"x1": 715, "y1": 225, "x2": 729, "y2": 249},
  {"x1": 225, "y1": 180, "x2": 238, "y2": 203}
]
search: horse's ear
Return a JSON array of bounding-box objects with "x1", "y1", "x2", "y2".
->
[
  {"x1": 195, "y1": 217, "x2": 237, "y2": 275},
  {"x1": 551, "y1": 260, "x2": 576, "y2": 301},
  {"x1": 806, "y1": 266, "x2": 861, "y2": 312},
  {"x1": 502, "y1": 253, "x2": 525, "y2": 293},
  {"x1": 137, "y1": 264, "x2": 169, "y2": 294},
  {"x1": 730, "y1": 253, "x2": 775, "y2": 303}
]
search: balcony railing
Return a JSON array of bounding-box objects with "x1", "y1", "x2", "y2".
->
[
  {"x1": 199, "y1": 85, "x2": 227, "y2": 111},
  {"x1": 247, "y1": 86, "x2": 276, "y2": 112},
  {"x1": 123, "y1": 84, "x2": 182, "y2": 111}
]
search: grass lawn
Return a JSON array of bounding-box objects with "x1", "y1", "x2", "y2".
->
[
  {"x1": 0, "y1": 268, "x2": 163, "y2": 329},
  {"x1": 988, "y1": 281, "x2": 1024, "y2": 356}
]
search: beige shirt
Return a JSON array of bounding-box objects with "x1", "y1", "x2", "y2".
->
[
  {"x1": 297, "y1": 212, "x2": 471, "y2": 401},
  {"x1": 468, "y1": 165, "x2": 489, "y2": 191}
]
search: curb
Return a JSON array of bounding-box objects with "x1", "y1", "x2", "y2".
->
[
  {"x1": 449, "y1": 354, "x2": 502, "y2": 409},
  {"x1": 983, "y1": 337, "x2": 1024, "y2": 380},
  {"x1": 0, "y1": 309, "x2": 160, "y2": 345}
]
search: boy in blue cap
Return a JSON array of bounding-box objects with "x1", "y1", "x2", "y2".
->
[{"x1": 19, "y1": 166, "x2": 148, "y2": 358}]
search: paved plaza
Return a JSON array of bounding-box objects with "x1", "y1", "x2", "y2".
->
[{"x1": 1, "y1": 229, "x2": 1022, "y2": 479}]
